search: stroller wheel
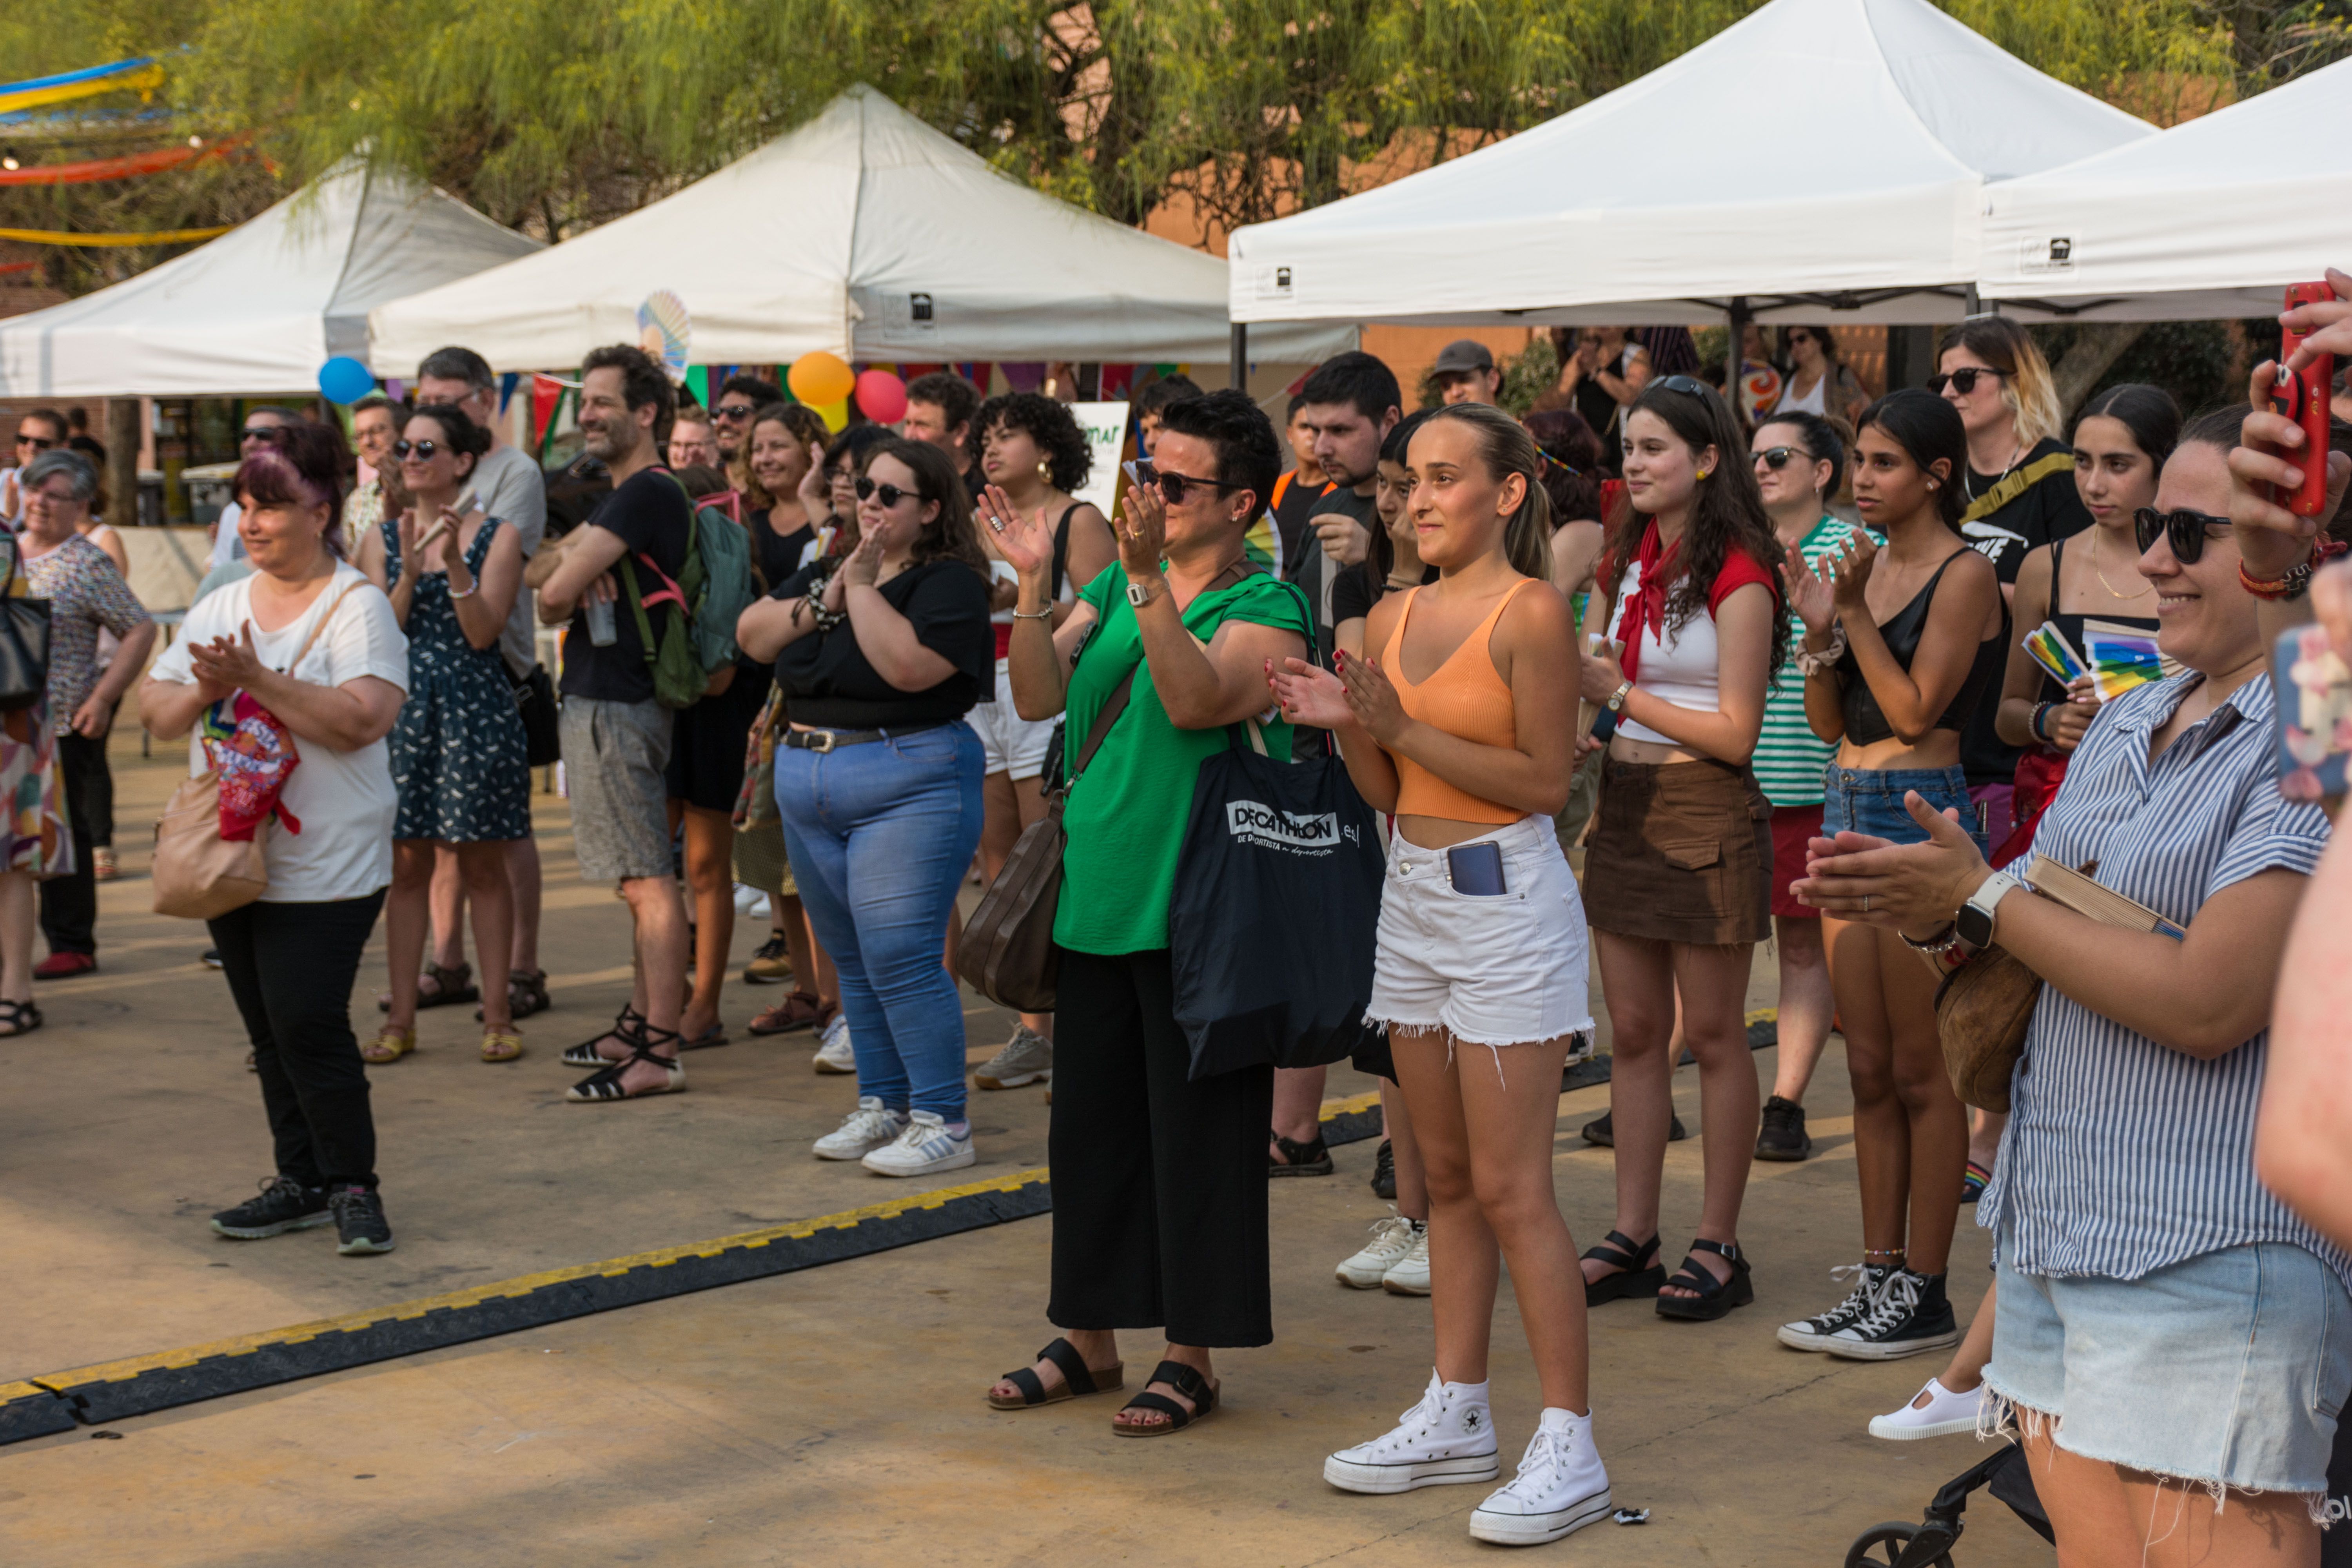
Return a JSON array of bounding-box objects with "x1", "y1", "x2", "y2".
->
[{"x1": 1844, "y1": 1523, "x2": 1953, "y2": 1568}]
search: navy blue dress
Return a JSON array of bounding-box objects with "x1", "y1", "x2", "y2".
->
[{"x1": 384, "y1": 515, "x2": 531, "y2": 842}]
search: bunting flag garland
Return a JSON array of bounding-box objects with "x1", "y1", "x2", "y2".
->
[
  {"x1": 0, "y1": 57, "x2": 167, "y2": 116},
  {"x1": 0, "y1": 224, "x2": 230, "y2": 247},
  {"x1": 0, "y1": 136, "x2": 243, "y2": 187}
]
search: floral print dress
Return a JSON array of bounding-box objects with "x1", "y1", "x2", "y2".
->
[
  {"x1": 0, "y1": 537, "x2": 70, "y2": 875},
  {"x1": 383, "y1": 515, "x2": 530, "y2": 843}
]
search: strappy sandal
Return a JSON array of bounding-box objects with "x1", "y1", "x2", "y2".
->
[
  {"x1": 1113, "y1": 1360, "x2": 1219, "y2": 1438},
  {"x1": 565, "y1": 1026, "x2": 686, "y2": 1102},
  {"x1": 383, "y1": 961, "x2": 478, "y2": 1013},
  {"x1": 1269, "y1": 1131, "x2": 1334, "y2": 1176},
  {"x1": 479, "y1": 970, "x2": 552, "y2": 1023},
  {"x1": 0, "y1": 998, "x2": 42, "y2": 1037},
  {"x1": 480, "y1": 1029, "x2": 525, "y2": 1064},
  {"x1": 747, "y1": 989, "x2": 832, "y2": 1036},
  {"x1": 987, "y1": 1337, "x2": 1124, "y2": 1410},
  {"x1": 1654, "y1": 1237, "x2": 1755, "y2": 1323},
  {"x1": 360, "y1": 1025, "x2": 416, "y2": 1065},
  {"x1": 679, "y1": 1024, "x2": 730, "y2": 1051},
  {"x1": 563, "y1": 1004, "x2": 643, "y2": 1069},
  {"x1": 1582, "y1": 1230, "x2": 1664, "y2": 1305}
]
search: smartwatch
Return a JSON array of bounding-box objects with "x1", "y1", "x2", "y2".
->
[{"x1": 1955, "y1": 871, "x2": 2024, "y2": 952}]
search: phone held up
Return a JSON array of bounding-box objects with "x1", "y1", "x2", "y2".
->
[{"x1": 2271, "y1": 281, "x2": 2338, "y2": 517}]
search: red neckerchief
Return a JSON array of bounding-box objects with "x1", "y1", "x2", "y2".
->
[{"x1": 1610, "y1": 519, "x2": 1675, "y2": 684}]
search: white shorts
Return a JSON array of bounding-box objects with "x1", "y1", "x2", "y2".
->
[
  {"x1": 968, "y1": 657, "x2": 1058, "y2": 780},
  {"x1": 1367, "y1": 814, "x2": 1594, "y2": 1049}
]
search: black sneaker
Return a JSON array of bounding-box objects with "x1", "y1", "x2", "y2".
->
[
  {"x1": 1754, "y1": 1096, "x2": 1813, "y2": 1162},
  {"x1": 1579, "y1": 1111, "x2": 1688, "y2": 1147},
  {"x1": 1370, "y1": 1138, "x2": 1397, "y2": 1200},
  {"x1": 201, "y1": 948, "x2": 225, "y2": 970},
  {"x1": 1776, "y1": 1263, "x2": 1891, "y2": 1351},
  {"x1": 1824, "y1": 1269, "x2": 1959, "y2": 1361},
  {"x1": 329, "y1": 1185, "x2": 396, "y2": 1255},
  {"x1": 211, "y1": 1174, "x2": 330, "y2": 1239}
]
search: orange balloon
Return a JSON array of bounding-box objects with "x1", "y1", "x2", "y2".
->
[{"x1": 789, "y1": 351, "x2": 856, "y2": 407}]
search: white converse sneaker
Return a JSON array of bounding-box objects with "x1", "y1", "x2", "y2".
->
[
  {"x1": 1323, "y1": 1370, "x2": 1500, "y2": 1494},
  {"x1": 1468, "y1": 1408, "x2": 1612, "y2": 1546},
  {"x1": 811, "y1": 1014, "x2": 855, "y2": 1074},
  {"x1": 1869, "y1": 1377, "x2": 1985, "y2": 1440},
  {"x1": 1383, "y1": 1223, "x2": 1432, "y2": 1296},
  {"x1": 860, "y1": 1110, "x2": 976, "y2": 1177},
  {"x1": 813, "y1": 1097, "x2": 904, "y2": 1160},
  {"x1": 1336, "y1": 1212, "x2": 1421, "y2": 1289}
]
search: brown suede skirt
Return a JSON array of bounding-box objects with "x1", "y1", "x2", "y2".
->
[{"x1": 1581, "y1": 756, "x2": 1772, "y2": 946}]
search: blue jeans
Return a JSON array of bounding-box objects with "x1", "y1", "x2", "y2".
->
[
  {"x1": 1821, "y1": 763, "x2": 1988, "y2": 855},
  {"x1": 775, "y1": 721, "x2": 985, "y2": 1121}
]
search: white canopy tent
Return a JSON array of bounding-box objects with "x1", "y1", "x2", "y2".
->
[
  {"x1": 0, "y1": 160, "x2": 541, "y2": 397},
  {"x1": 371, "y1": 85, "x2": 1353, "y2": 373},
  {"x1": 1979, "y1": 57, "x2": 2352, "y2": 321},
  {"x1": 1226, "y1": 0, "x2": 2151, "y2": 336}
]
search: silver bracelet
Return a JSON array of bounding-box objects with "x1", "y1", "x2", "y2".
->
[{"x1": 1010, "y1": 607, "x2": 1054, "y2": 621}]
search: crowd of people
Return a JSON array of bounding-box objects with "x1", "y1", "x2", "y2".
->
[{"x1": 17, "y1": 285, "x2": 2345, "y2": 1557}]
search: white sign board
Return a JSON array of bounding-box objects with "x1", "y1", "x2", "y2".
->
[{"x1": 1068, "y1": 401, "x2": 1132, "y2": 526}]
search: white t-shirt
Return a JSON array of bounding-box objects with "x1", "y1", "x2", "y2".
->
[
  {"x1": 467, "y1": 443, "x2": 547, "y2": 678},
  {"x1": 1610, "y1": 555, "x2": 1724, "y2": 748},
  {"x1": 150, "y1": 561, "x2": 410, "y2": 903}
]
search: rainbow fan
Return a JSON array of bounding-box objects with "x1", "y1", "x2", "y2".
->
[{"x1": 637, "y1": 290, "x2": 691, "y2": 382}]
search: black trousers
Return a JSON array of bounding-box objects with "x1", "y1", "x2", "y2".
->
[
  {"x1": 38, "y1": 731, "x2": 105, "y2": 955},
  {"x1": 1047, "y1": 948, "x2": 1275, "y2": 1348},
  {"x1": 208, "y1": 891, "x2": 387, "y2": 1191}
]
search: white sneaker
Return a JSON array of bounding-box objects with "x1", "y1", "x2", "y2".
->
[
  {"x1": 1336, "y1": 1212, "x2": 1421, "y2": 1289},
  {"x1": 813, "y1": 1097, "x2": 904, "y2": 1160},
  {"x1": 1869, "y1": 1377, "x2": 1985, "y2": 1441},
  {"x1": 1324, "y1": 1370, "x2": 1500, "y2": 1494},
  {"x1": 861, "y1": 1110, "x2": 976, "y2": 1177},
  {"x1": 1382, "y1": 1224, "x2": 1432, "y2": 1296},
  {"x1": 1468, "y1": 1408, "x2": 1612, "y2": 1546},
  {"x1": 811, "y1": 1014, "x2": 855, "y2": 1074}
]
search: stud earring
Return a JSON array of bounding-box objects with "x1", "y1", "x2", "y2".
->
[{"x1": 1927, "y1": 480, "x2": 1939, "y2": 490}]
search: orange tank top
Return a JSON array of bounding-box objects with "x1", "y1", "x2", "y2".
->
[{"x1": 1382, "y1": 581, "x2": 1534, "y2": 826}]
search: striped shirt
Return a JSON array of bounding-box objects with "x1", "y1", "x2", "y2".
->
[
  {"x1": 1980, "y1": 668, "x2": 2349, "y2": 1292},
  {"x1": 1753, "y1": 516, "x2": 1872, "y2": 806}
]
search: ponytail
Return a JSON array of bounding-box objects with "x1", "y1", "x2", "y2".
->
[{"x1": 1421, "y1": 403, "x2": 1553, "y2": 580}]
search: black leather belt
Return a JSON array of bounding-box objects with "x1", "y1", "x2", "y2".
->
[{"x1": 781, "y1": 722, "x2": 947, "y2": 753}]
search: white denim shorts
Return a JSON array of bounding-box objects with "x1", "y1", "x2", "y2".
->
[
  {"x1": 967, "y1": 658, "x2": 1058, "y2": 781},
  {"x1": 1366, "y1": 814, "x2": 1594, "y2": 1049}
]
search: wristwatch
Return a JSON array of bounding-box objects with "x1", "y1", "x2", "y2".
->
[
  {"x1": 1126, "y1": 577, "x2": 1160, "y2": 609},
  {"x1": 1955, "y1": 871, "x2": 2024, "y2": 952},
  {"x1": 1605, "y1": 680, "x2": 1632, "y2": 714}
]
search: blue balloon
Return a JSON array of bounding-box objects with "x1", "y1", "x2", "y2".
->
[{"x1": 318, "y1": 356, "x2": 376, "y2": 405}]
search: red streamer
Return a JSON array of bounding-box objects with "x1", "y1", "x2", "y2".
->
[{"x1": 0, "y1": 137, "x2": 244, "y2": 187}]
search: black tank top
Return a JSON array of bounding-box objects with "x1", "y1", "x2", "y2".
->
[
  {"x1": 2041, "y1": 534, "x2": 2159, "y2": 705},
  {"x1": 1835, "y1": 550, "x2": 2001, "y2": 746}
]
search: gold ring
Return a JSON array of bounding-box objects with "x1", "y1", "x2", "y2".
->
[{"x1": 1861, "y1": 894, "x2": 1871, "y2": 913}]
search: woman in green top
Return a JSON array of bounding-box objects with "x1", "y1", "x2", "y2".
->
[{"x1": 982, "y1": 389, "x2": 1312, "y2": 1437}]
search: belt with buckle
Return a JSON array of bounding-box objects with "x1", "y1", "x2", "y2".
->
[{"x1": 781, "y1": 722, "x2": 946, "y2": 753}]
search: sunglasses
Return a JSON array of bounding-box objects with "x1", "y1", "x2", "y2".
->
[
  {"x1": 2134, "y1": 506, "x2": 2232, "y2": 563},
  {"x1": 240, "y1": 426, "x2": 287, "y2": 443},
  {"x1": 712, "y1": 404, "x2": 756, "y2": 422},
  {"x1": 1655, "y1": 374, "x2": 1713, "y2": 397},
  {"x1": 392, "y1": 439, "x2": 443, "y2": 460},
  {"x1": 1753, "y1": 446, "x2": 1811, "y2": 470},
  {"x1": 15, "y1": 433, "x2": 57, "y2": 450},
  {"x1": 1784, "y1": 332, "x2": 1815, "y2": 347},
  {"x1": 1133, "y1": 461, "x2": 1240, "y2": 505},
  {"x1": 855, "y1": 476, "x2": 927, "y2": 508},
  {"x1": 1927, "y1": 367, "x2": 2012, "y2": 396}
]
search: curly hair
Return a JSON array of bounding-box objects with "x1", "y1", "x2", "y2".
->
[
  {"x1": 972, "y1": 392, "x2": 1093, "y2": 493},
  {"x1": 740, "y1": 402, "x2": 833, "y2": 509}
]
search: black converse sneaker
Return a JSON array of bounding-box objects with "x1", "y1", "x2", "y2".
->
[
  {"x1": 1370, "y1": 1139, "x2": 1397, "y2": 1200},
  {"x1": 328, "y1": 1185, "x2": 396, "y2": 1256},
  {"x1": 1824, "y1": 1269, "x2": 1960, "y2": 1361},
  {"x1": 211, "y1": 1174, "x2": 330, "y2": 1239},
  {"x1": 1776, "y1": 1263, "x2": 1891, "y2": 1351}
]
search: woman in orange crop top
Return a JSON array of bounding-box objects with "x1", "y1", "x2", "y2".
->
[{"x1": 1270, "y1": 404, "x2": 1613, "y2": 1546}]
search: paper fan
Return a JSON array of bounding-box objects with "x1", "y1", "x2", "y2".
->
[{"x1": 637, "y1": 290, "x2": 691, "y2": 382}]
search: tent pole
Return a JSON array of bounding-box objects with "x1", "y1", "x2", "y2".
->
[
  {"x1": 1230, "y1": 322, "x2": 1248, "y2": 396},
  {"x1": 1726, "y1": 296, "x2": 1751, "y2": 427}
]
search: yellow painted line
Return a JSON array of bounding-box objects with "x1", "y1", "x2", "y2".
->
[
  {"x1": 0, "y1": 1380, "x2": 56, "y2": 1404},
  {"x1": 1747, "y1": 1007, "x2": 1779, "y2": 1027},
  {"x1": 1320, "y1": 1091, "x2": 1381, "y2": 1119},
  {"x1": 33, "y1": 1166, "x2": 1049, "y2": 1394}
]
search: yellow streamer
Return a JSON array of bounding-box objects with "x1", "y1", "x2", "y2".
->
[
  {"x1": 0, "y1": 224, "x2": 229, "y2": 247},
  {"x1": 0, "y1": 61, "x2": 166, "y2": 114}
]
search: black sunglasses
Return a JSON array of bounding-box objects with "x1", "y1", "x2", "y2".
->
[
  {"x1": 393, "y1": 439, "x2": 443, "y2": 460},
  {"x1": 241, "y1": 425, "x2": 287, "y2": 443},
  {"x1": 1655, "y1": 374, "x2": 1713, "y2": 397},
  {"x1": 855, "y1": 476, "x2": 927, "y2": 508},
  {"x1": 1753, "y1": 446, "x2": 1812, "y2": 470},
  {"x1": 1927, "y1": 367, "x2": 2012, "y2": 396},
  {"x1": 14, "y1": 433, "x2": 57, "y2": 450},
  {"x1": 1143, "y1": 465, "x2": 1241, "y2": 505},
  {"x1": 712, "y1": 403, "x2": 756, "y2": 422},
  {"x1": 2134, "y1": 506, "x2": 2231, "y2": 563}
]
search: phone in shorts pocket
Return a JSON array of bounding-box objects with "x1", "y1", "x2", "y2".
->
[{"x1": 1446, "y1": 840, "x2": 1508, "y2": 897}]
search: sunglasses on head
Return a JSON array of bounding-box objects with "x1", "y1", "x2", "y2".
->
[
  {"x1": 1655, "y1": 374, "x2": 1712, "y2": 398},
  {"x1": 1753, "y1": 446, "x2": 1812, "y2": 471},
  {"x1": 2134, "y1": 506, "x2": 2231, "y2": 563},
  {"x1": 855, "y1": 476, "x2": 926, "y2": 508},
  {"x1": 15, "y1": 432, "x2": 57, "y2": 450},
  {"x1": 1927, "y1": 367, "x2": 2012, "y2": 396},
  {"x1": 392, "y1": 439, "x2": 442, "y2": 460}
]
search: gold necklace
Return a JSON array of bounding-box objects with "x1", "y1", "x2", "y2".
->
[{"x1": 2087, "y1": 527, "x2": 2149, "y2": 601}]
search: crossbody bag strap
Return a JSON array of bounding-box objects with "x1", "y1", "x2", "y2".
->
[
  {"x1": 285, "y1": 581, "x2": 366, "y2": 673},
  {"x1": 1070, "y1": 666, "x2": 1136, "y2": 783}
]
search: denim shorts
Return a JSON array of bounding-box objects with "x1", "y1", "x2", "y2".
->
[
  {"x1": 1820, "y1": 764, "x2": 1987, "y2": 855},
  {"x1": 1985, "y1": 1235, "x2": 2352, "y2": 1498}
]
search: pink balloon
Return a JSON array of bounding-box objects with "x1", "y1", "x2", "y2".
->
[{"x1": 855, "y1": 369, "x2": 909, "y2": 425}]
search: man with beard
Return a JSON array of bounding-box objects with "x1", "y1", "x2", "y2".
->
[{"x1": 1290, "y1": 352, "x2": 1401, "y2": 666}]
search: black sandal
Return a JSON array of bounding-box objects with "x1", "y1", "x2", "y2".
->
[
  {"x1": 988, "y1": 1338, "x2": 1124, "y2": 1410},
  {"x1": 1581, "y1": 1230, "x2": 1664, "y2": 1305},
  {"x1": 1579, "y1": 1110, "x2": 1688, "y2": 1147},
  {"x1": 380, "y1": 960, "x2": 477, "y2": 1012},
  {"x1": 1655, "y1": 1238, "x2": 1755, "y2": 1322},
  {"x1": 1269, "y1": 1131, "x2": 1333, "y2": 1176},
  {"x1": 1113, "y1": 1360, "x2": 1218, "y2": 1437},
  {"x1": 0, "y1": 998, "x2": 42, "y2": 1037},
  {"x1": 564, "y1": 1026, "x2": 686, "y2": 1102},
  {"x1": 563, "y1": 1004, "x2": 643, "y2": 1068},
  {"x1": 480, "y1": 969, "x2": 551, "y2": 1023}
]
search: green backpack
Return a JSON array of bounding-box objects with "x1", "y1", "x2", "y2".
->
[{"x1": 618, "y1": 473, "x2": 751, "y2": 710}]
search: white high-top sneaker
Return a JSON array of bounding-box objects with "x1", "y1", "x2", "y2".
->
[
  {"x1": 1323, "y1": 1370, "x2": 1500, "y2": 1494},
  {"x1": 1468, "y1": 1406, "x2": 1611, "y2": 1545}
]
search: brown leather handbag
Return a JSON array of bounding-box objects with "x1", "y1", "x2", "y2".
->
[
  {"x1": 953, "y1": 668, "x2": 1136, "y2": 1013},
  {"x1": 1935, "y1": 944, "x2": 2042, "y2": 1112}
]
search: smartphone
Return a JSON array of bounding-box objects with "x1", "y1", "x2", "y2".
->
[
  {"x1": 2272, "y1": 281, "x2": 2337, "y2": 517},
  {"x1": 1446, "y1": 840, "x2": 1508, "y2": 897},
  {"x1": 1122, "y1": 458, "x2": 1155, "y2": 491},
  {"x1": 2276, "y1": 621, "x2": 2352, "y2": 804}
]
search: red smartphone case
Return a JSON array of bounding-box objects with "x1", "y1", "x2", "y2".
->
[{"x1": 2274, "y1": 281, "x2": 2337, "y2": 517}]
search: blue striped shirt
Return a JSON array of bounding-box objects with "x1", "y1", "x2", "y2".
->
[{"x1": 1980, "y1": 669, "x2": 2350, "y2": 1292}]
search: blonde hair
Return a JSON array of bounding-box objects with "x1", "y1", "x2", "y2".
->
[
  {"x1": 1419, "y1": 403, "x2": 1552, "y2": 580},
  {"x1": 1938, "y1": 316, "x2": 2063, "y2": 448}
]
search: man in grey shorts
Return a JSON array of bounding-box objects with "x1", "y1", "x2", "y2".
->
[{"x1": 536, "y1": 343, "x2": 697, "y2": 1101}]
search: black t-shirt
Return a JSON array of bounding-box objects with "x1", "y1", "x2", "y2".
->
[
  {"x1": 1271, "y1": 470, "x2": 1336, "y2": 575},
  {"x1": 1286, "y1": 486, "x2": 1380, "y2": 667},
  {"x1": 561, "y1": 466, "x2": 695, "y2": 705},
  {"x1": 769, "y1": 558, "x2": 992, "y2": 728},
  {"x1": 1955, "y1": 436, "x2": 2091, "y2": 786},
  {"x1": 1330, "y1": 562, "x2": 1437, "y2": 630},
  {"x1": 748, "y1": 506, "x2": 817, "y2": 592}
]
